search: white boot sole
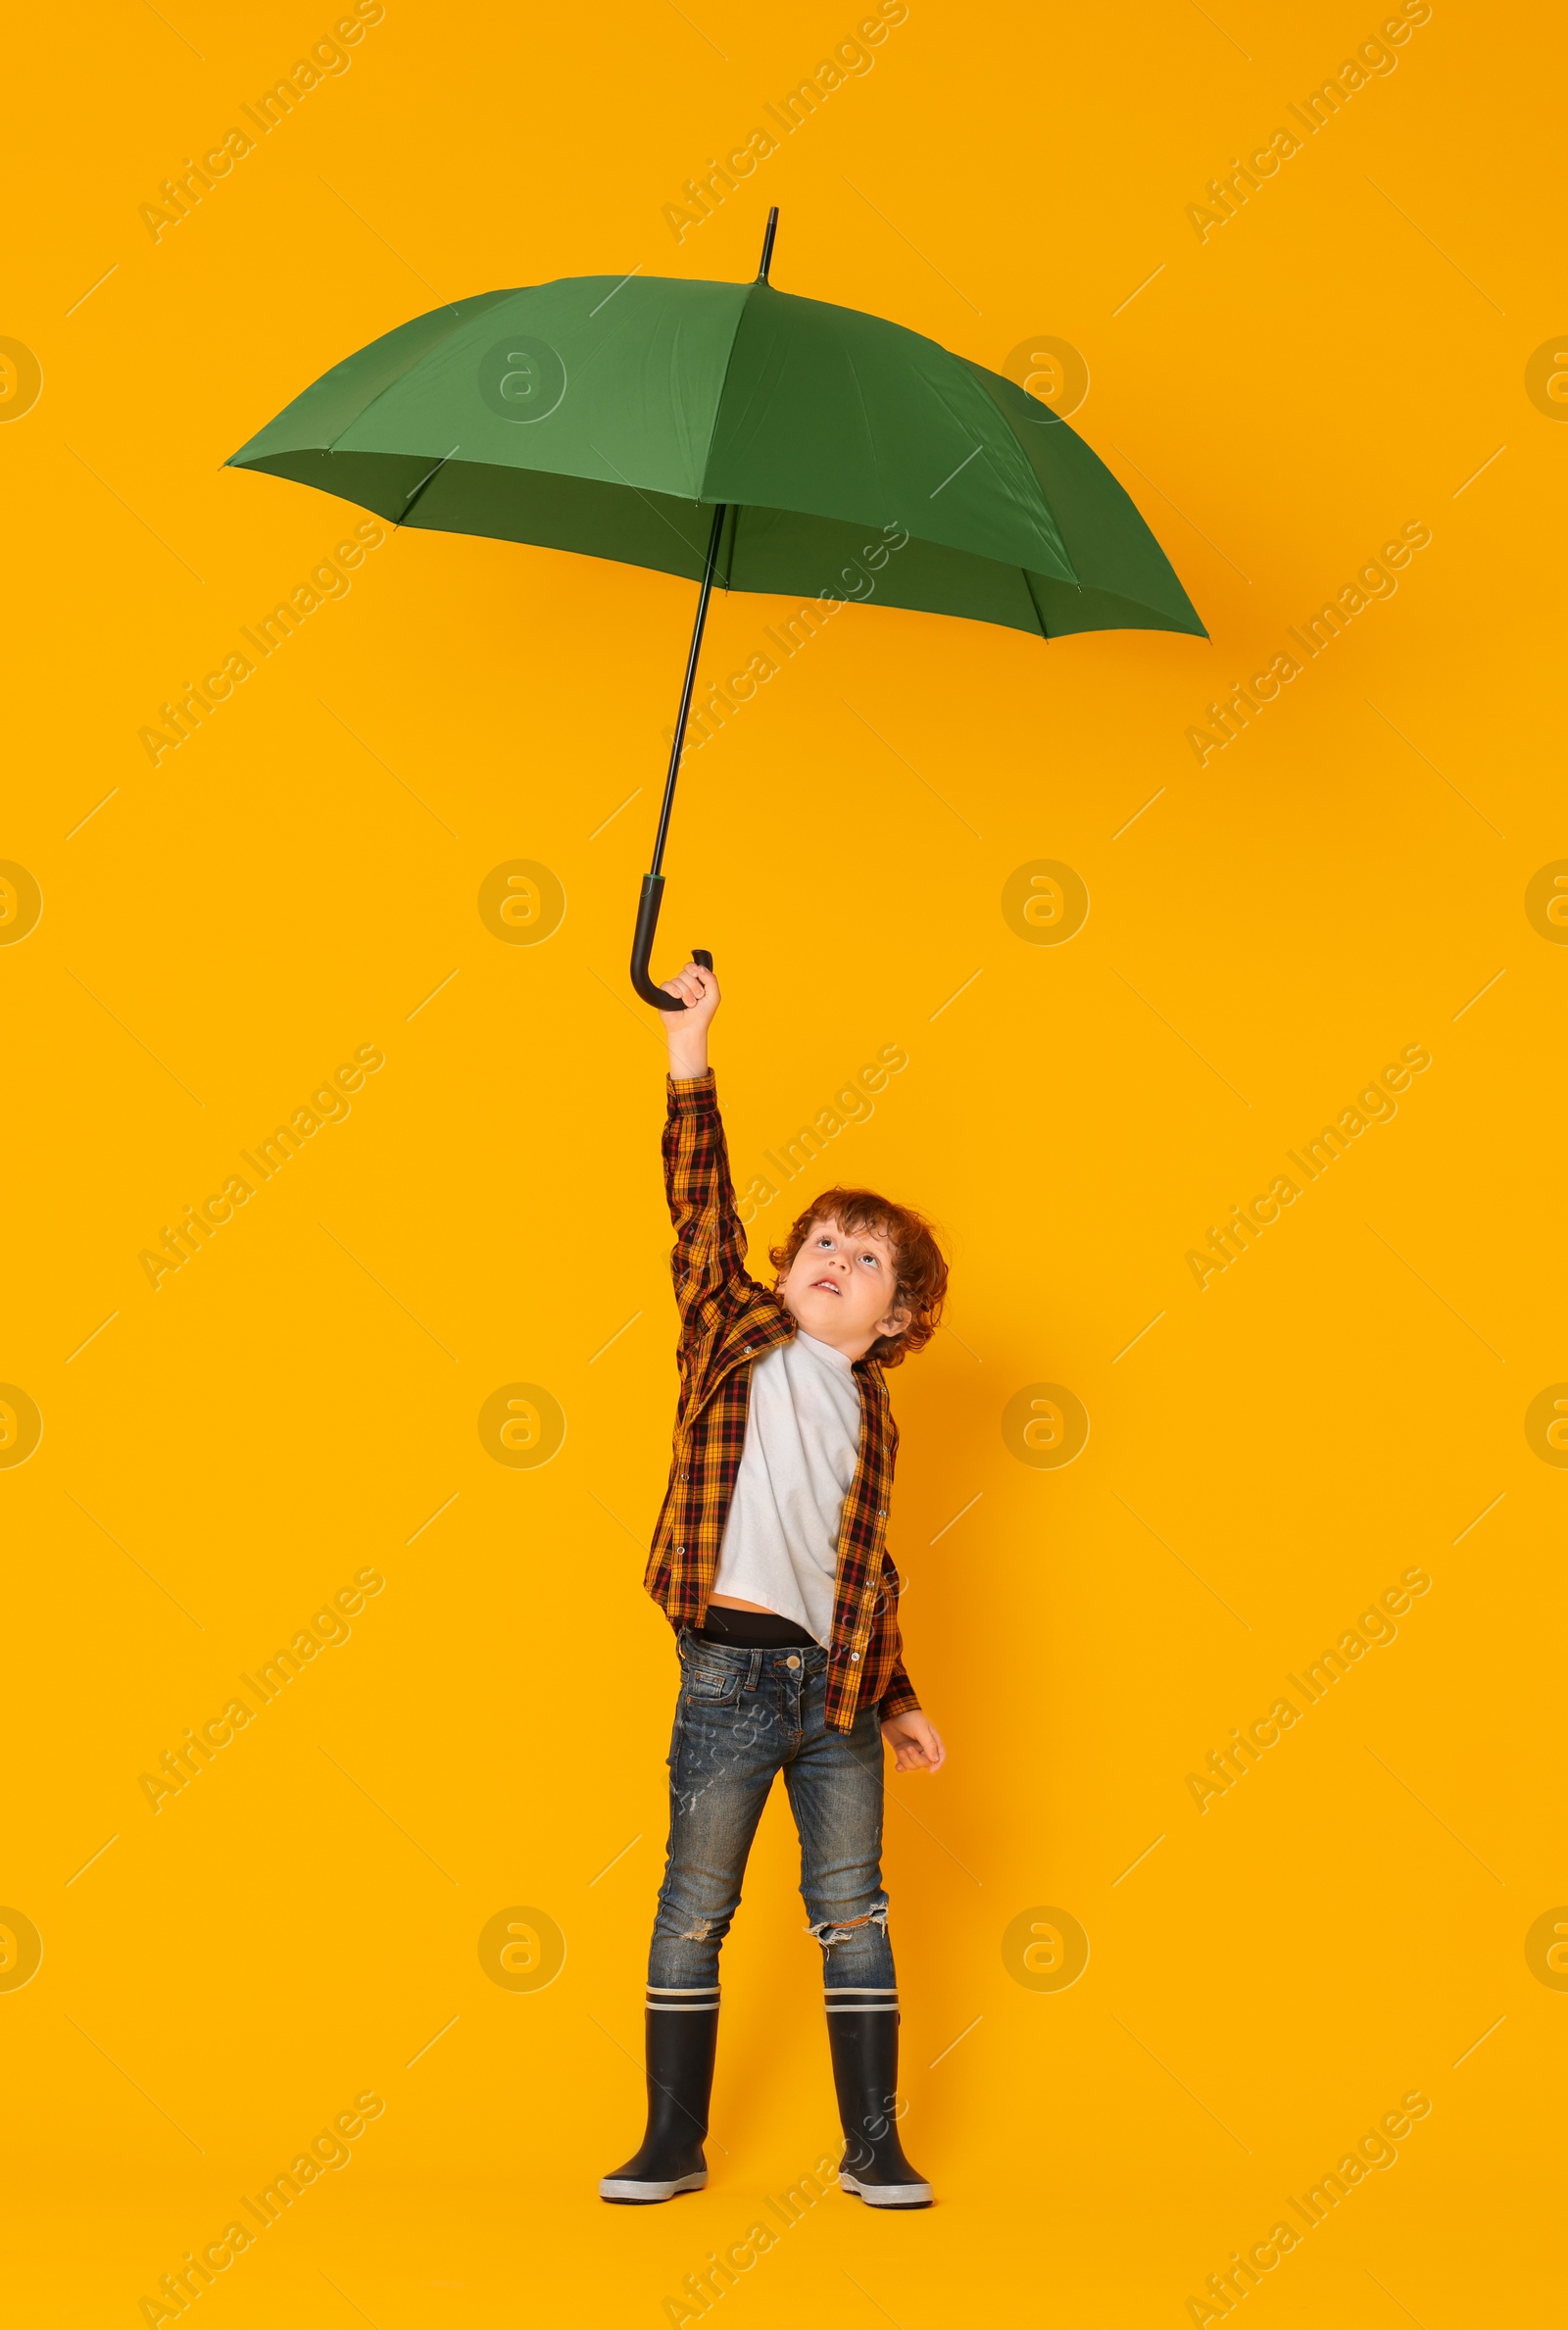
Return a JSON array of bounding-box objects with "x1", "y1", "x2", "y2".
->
[
  {"x1": 599, "y1": 2169, "x2": 708, "y2": 2204},
  {"x1": 839, "y1": 2171, "x2": 933, "y2": 2208}
]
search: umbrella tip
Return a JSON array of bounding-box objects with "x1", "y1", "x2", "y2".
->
[{"x1": 758, "y1": 207, "x2": 779, "y2": 284}]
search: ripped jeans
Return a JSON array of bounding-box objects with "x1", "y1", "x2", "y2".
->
[{"x1": 647, "y1": 1631, "x2": 896, "y2": 1999}]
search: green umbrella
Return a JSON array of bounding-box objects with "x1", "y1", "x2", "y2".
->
[{"x1": 228, "y1": 211, "x2": 1203, "y2": 1007}]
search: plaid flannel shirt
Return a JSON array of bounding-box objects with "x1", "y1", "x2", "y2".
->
[{"x1": 644, "y1": 1068, "x2": 920, "y2": 1734}]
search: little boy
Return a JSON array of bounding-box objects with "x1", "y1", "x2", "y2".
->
[{"x1": 600, "y1": 960, "x2": 948, "y2": 2210}]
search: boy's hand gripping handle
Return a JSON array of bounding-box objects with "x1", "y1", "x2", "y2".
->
[{"x1": 630, "y1": 871, "x2": 712, "y2": 1009}]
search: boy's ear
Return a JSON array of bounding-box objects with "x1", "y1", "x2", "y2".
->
[{"x1": 878, "y1": 1303, "x2": 911, "y2": 1340}]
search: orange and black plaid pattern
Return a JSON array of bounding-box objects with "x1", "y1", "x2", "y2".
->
[{"x1": 644, "y1": 1069, "x2": 920, "y2": 1734}]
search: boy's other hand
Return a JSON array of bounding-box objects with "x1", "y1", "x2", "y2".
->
[
  {"x1": 880, "y1": 1709, "x2": 946, "y2": 1772},
  {"x1": 660, "y1": 960, "x2": 720, "y2": 1077}
]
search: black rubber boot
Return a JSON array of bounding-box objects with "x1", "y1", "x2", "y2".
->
[
  {"x1": 825, "y1": 2000, "x2": 933, "y2": 2207},
  {"x1": 599, "y1": 1991, "x2": 718, "y2": 2203}
]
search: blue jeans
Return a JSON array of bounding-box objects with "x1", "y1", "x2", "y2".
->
[{"x1": 647, "y1": 1632, "x2": 898, "y2": 2000}]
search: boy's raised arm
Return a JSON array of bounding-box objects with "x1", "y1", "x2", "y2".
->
[{"x1": 656, "y1": 962, "x2": 753, "y2": 1339}]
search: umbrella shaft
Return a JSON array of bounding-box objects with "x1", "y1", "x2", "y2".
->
[{"x1": 650, "y1": 501, "x2": 727, "y2": 876}]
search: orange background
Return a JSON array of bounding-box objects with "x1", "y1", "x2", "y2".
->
[{"x1": 5, "y1": 0, "x2": 1564, "y2": 2320}]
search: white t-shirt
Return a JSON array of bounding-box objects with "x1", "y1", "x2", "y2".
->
[{"x1": 710, "y1": 1329, "x2": 862, "y2": 1645}]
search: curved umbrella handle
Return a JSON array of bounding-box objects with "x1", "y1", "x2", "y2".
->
[{"x1": 630, "y1": 872, "x2": 712, "y2": 1009}]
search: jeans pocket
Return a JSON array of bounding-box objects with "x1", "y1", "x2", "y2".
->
[{"x1": 684, "y1": 1657, "x2": 742, "y2": 1707}]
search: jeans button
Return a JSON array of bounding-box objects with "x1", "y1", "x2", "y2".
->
[{"x1": 785, "y1": 1655, "x2": 801, "y2": 1669}]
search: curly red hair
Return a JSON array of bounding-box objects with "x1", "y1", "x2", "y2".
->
[{"x1": 769, "y1": 1186, "x2": 949, "y2": 1368}]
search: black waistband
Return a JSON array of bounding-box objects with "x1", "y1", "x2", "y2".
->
[{"x1": 696, "y1": 1605, "x2": 817, "y2": 1650}]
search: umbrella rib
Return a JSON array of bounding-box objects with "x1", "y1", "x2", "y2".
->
[
  {"x1": 959, "y1": 361, "x2": 1084, "y2": 584},
  {"x1": 1020, "y1": 569, "x2": 1054, "y2": 641},
  {"x1": 586, "y1": 440, "x2": 711, "y2": 569},
  {"x1": 694, "y1": 276, "x2": 765, "y2": 534},
  {"x1": 397, "y1": 442, "x2": 462, "y2": 522}
]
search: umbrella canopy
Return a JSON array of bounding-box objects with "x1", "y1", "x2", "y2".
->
[
  {"x1": 229, "y1": 271, "x2": 1202, "y2": 644},
  {"x1": 229, "y1": 215, "x2": 1203, "y2": 1004}
]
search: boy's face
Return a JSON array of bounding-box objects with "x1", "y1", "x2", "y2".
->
[{"x1": 780, "y1": 1217, "x2": 908, "y2": 1360}]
